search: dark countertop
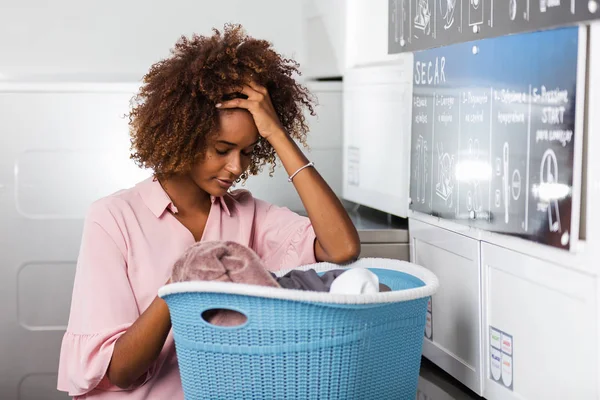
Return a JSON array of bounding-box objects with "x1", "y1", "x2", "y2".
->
[{"x1": 297, "y1": 204, "x2": 409, "y2": 243}]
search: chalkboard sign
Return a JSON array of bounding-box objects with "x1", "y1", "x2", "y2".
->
[
  {"x1": 409, "y1": 26, "x2": 585, "y2": 250},
  {"x1": 389, "y1": 0, "x2": 599, "y2": 54}
]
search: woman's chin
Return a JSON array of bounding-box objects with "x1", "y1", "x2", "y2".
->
[{"x1": 208, "y1": 184, "x2": 230, "y2": 197}]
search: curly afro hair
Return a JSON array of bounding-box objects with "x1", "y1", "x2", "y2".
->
[{"x1": 128, "y1": 23, "x2": 316, "y2": 181}]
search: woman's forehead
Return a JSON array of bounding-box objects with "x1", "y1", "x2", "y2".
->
[{"x1": 215, "y1": 110, "x2": 259, "y2": 145}]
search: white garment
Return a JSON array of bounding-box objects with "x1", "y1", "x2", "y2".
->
[{"x1": 329, "y1": 268, "x2": 380, "y2": 294}]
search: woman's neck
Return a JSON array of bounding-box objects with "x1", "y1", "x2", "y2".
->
[{"x1": 158, "y1": 174, "x2": 211, "y2": 215}]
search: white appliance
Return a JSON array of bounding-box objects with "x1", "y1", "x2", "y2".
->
[
  {"x1": 342, "y1": 58, "x2": 413, "y2": 217},
  {"x1": 0, "y1": 82, "x2": 146, "y2": 400},
  {"x1": 407, "y1": 24, "x2": 600, "y2": 400}
]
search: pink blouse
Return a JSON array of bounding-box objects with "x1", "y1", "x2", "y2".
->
[{"x1": 57, "y1": 177, "x2": 317, "y2": 399}]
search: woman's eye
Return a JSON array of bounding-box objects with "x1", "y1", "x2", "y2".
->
[
  {"x1": 215, "y1": 149, "x2": 228, "y2": 155},
  {"x1": 242, "y1": 150, "x2": 254, "y2": 157}
]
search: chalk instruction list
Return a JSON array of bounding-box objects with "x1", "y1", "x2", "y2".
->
[
  {"x1": 389, "y1": 0, "x2": 599, "y2": 54},
  {"x1": 409, "y1": 27, "x2": 582, "y2": 249}
]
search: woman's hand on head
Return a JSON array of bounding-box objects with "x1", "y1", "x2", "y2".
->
[{"x1": 216, "y1": 82, "x2": 285, "y2": 141}]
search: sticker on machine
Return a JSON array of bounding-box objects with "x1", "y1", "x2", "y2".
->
[
  {"x1": 490, "y1": 347, "x2": 502, "y2": 381},
  {"x1": 501, "y1": 353, "x2": 513, "y2": 390},
  {"x1": 424, "y1": 297, "x2": 433, "y2": 340},
  {"x1": 347, "y1": 146, "x2": 360, "y2": 186},
  {"x1": 490, "y1": 326, "x2": 513, "y2": 391}
]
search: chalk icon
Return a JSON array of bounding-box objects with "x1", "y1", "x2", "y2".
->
[
  {"x1": 467, "y1": 183, "x2": 482, "y2": 213},
  {"x1": 473, "y1": 181, "x2": 482, "y2": 211},
  {"x1": 538, "y1": 0, "x2": 573, "y2": 13},
  {"x1": 440, "y1": 0, "x2": 457, "y2": 29},
  {"x1": 436, "y1": 143, "x2": 455, "y2": 208},
  {"x1": 414, "y1": 0, "x2": 432, "y2": 36},
  {"x1": 393, "y1": 0, "x2": 400, "y2": 43},
  {"x1": 469, "y1": 0, "x2": 484, "y2": 27},
  {"x1": 508, "y1": 0, "x2": 528, "y2": 21},
  {"x1": 472, "y1": 139, "x2": 482, "y2": 211},
  {"x1": 466, "y1": 138, "x2": 483, "y2": 212},
  {"x1": 467, "y1": 138, "x2": 474, "y2": 212},
  {"x1": 401, "y1": 0, "x2": 408, "y2": 43},
  {"x1": 468, "y1": 138, "x2": 478, "y2": 159},
  {"x1": 541, "y1": 149, "x2": 561, "y2": 232},
  {"x1": 561, "y1": 232, "x2": 570, "y2": 246},
  {"x1": 509, "y1": 0, "x2": 517, "y2": 20},
  {"x1": 415, "y1": 135, "x2": 428, "y2": 204},
  {"x1": 495, "y1": 189, "x2": 501, "y2": 207},
  {"x1": 512, "y1": 169, "x2": 522, "y2": 200},
  {"x1": 393, "y1": 0, "x2": 408, "y2": 44},
  {"x1": 503, "y1": 142, "x2": 510, "y2": 223},
  {"x1": 467, "y1": 190, "x2": 473, "y2": 211}
]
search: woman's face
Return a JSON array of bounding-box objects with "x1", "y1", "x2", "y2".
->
[{"x1": 189, "y1": 109, "x2": 260, "y2": 196}]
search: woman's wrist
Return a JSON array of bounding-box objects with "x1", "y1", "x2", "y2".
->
[
  {"x1": 267, "y1": 130, "x2": 310, "y2": 177},
  {"x1": 265, "y1": 128, "x2": 291, "y2": 148},
  {"x1": 266, "y1": 129, "x2": 307, "y2": 161}
]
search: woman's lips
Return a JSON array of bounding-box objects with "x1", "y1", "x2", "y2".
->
[{"x1": 216, "y1": 178, "x2": 233, "y2": 189}]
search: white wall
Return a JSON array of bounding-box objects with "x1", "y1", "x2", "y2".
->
[
  {"x1": 301, "y1": 0, "x2": 402, "y2": 74},
  {"x1": 345, "y1": 0, "x2": 405, "y2": 68},
  {"x1": 301, "y1": 0, "x2": 406, "y2": 73},
  {"x1": 0, "y1": 0, "x2": 304, "y2": 81},
  {"x1": 302, "y1": 0, "x2": 346, "y2": 78}
]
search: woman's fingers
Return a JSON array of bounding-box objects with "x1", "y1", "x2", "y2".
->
[
  {"x1": 217, "y1": 82, "x2": 271, "y2": 115},
  {"x1": 218, "y1": 82, "x2": 268, "y2": 108},
  {"x1": 247, "y1": 81, "x2": 268, "y2": 95},
  {"x1": 216, "y1": 98, "x2": 252, "y2": 110},
  {"x1": 238, "y1": 83, "x2": 265, "y2": 100},
  {"x1": 222, "y1": 80, "x2": 267, "y2": 102}
]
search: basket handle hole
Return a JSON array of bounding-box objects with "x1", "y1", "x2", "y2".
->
[{"x1": 201, "y1": 308, "x2": 248, "y2": 327}]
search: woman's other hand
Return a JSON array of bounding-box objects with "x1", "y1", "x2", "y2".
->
[{"x1": 216, "y1": 82, "x2": 285, "y2": 140}]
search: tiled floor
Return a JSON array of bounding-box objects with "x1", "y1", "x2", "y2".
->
[{"x1": 417, "y1": 358, "x2": 483, "y2": 400}]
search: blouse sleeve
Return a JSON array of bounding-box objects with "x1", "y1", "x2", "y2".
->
[
  {"x1": 252, "y1": 198, "x2": 317, "y2": 271},
  {"x1": 57, "y1": 200, "x2": 153, "y2": 396}
]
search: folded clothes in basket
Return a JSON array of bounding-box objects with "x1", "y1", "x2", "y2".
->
[
  {"x1": 171, "y1": 241, "x2": 280, "y2": 287},
  {"x1": 170, "y1": 241, "x2": 390, "y2": 326}
]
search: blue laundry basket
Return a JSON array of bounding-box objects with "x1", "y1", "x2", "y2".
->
[{"x1": 158, "y1": 258, "x2": 439, "y2": 400}]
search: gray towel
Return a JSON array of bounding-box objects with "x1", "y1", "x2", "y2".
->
[{"x1": 272, "y1": 269, "x2": 347, "y2": 292}]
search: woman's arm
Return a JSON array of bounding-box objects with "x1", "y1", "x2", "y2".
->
[
  {"x1": 60, "y1": 203, "x2": 173, "y2": 394},
  {"x1": 217, "y1": 83, "x2": 360, "y2": 263},
  {"x1": 107, "y1": 295, "x2": 172, "y2": 389},
  {"x1": 267, "y1": 132, "x2": 360, "y2": 263}
]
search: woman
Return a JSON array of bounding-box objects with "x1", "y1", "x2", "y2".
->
[{"x1": 57, "y1": 24, "x2": 360, "y2": 399}]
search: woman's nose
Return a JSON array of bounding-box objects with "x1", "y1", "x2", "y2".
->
[{"x1": 225, "y1": 154, "x2": 243, "y2": 175}]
